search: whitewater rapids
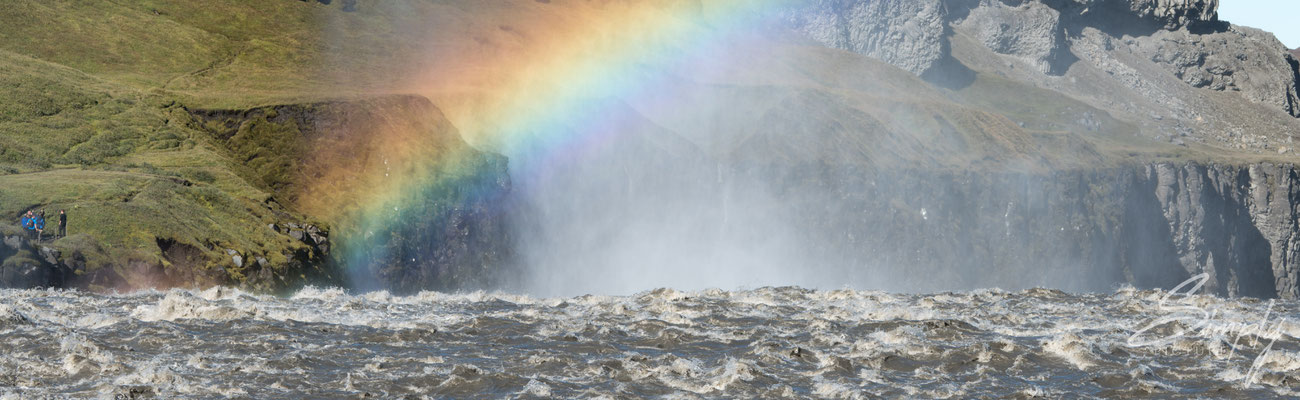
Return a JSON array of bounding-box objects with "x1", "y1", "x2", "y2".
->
[{"x1": 2, "y1": 285, "x2": 1300, "y2": 398}]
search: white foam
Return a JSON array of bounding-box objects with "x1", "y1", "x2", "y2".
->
[
  {"x1": 1042, "y1": 332, "x2": 1098, "y2": 370},
  {"x1": 519, "y1": 379, "x2": 553, "y2": 397},
  {"x1": 132, "y1": 291, "x2": 254, "y2": 322},
  {"x1": 811, "y1": 377, "x2": 865, "y2": 400}
]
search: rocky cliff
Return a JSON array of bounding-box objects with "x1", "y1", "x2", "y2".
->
[
  {"x1": 780, "y1": 0, "x2": 1300, "y2": 150},
  {"x1": 756, "y1": 162, "x2": 1300, "y2": 298},
  {"x1": 0, "y1": 220, "x2": 331, "y2": 293},
  {"x1": 189, "y1": 95, "x2": 515, "y2": 294},
  {"x1": 729, "y1": 0, "x2": 1300, "y2": 298}
]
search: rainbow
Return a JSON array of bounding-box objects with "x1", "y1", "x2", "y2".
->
[{"x1": 304, "y1": 0, "x2": 800, "y2": 286}]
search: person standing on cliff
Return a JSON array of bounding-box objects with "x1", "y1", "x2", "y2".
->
[
  {"x1": 20, "y1": 211, "x2": 30, "y2": 236},
  {"x1": 21, "y1": 211, "x2": 35, "y2": 240},
  {"x1": 34, "y1": 211, "x2": 45, "y2": 242},
  {"x1": 58, "y1": 210, "x2": 67, "y2": 238}
]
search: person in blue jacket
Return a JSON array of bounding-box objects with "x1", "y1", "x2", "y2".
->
[
  {"x1": 21, "y1": 210, "x2": 35, "y2": 240},
  {"x1": 34, "y1": 211, "x2": 46, "y2": 242}
]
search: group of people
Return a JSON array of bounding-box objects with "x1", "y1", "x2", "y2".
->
[{"x1": 19, "y1": 209, "x2": 66, "y2": 242}]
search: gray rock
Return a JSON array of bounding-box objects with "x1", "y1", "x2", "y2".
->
[
  {"x1": 232, "y1": 255, "x2": 243, "y2": 268},
  {"x1": 0, "y1": 261, "x2": 52, "y2": 289},
  {"x1": 782, "y1": 0, "x2": 1296, "y2": 125},
  {"x1": 960, "y1": 1, "x2": 1070, "y2": 74},
  {"x1": 307, "y1": 231, "x2": 328, "y2": 247},
  {"x1": 1144, "y1": 26, "x2": 1300, "y2": 117},
  {"x1": 38, "y1": 247, "x2": 59, "y2": 265},
  {"x1": 2, "y1": 235, "x2": 21, "y2": 251},
  {"x1": 1120, "y1": 0, "x2": 1218, "y2": 29},
  {"x1": 289, "y1": 230, "x2": 305, "y2": 242},
  {"x1": 780, "y1": 0, "x2": 950, "y2": 76}
]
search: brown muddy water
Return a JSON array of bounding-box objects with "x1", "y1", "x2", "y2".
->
[{"x1": 1, "y1": 284, "x2": 1299, "y2": 398}]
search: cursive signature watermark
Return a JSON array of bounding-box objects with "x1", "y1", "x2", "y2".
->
[{"x1": 1126, "y1": 273, "x2": 1292, "y2": 387}]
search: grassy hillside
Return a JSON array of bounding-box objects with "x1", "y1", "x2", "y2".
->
[
  {"x1": 0, "y1": 1, "x2": 364, "y2": 290},
  {"x1": 0, "y1": 0, "x2": 505, "y2": 291},
  {"x1": 0, "y1": 48, "x2": 323, "y2": 290}
]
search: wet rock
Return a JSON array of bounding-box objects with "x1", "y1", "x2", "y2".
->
[
  {"x1": 833, "y1": 356, "x2": 854, "y2": 372},
  {"x1": 774, "y1": 161, "x2": 1300, "y2": 299},
  {"x1": 0, "y1": 260, "x2": 52, "y2": 289}
]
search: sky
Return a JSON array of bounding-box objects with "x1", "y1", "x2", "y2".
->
[{"x1": 1218, "y1": 0, "x2": 1299, "y2": 48}]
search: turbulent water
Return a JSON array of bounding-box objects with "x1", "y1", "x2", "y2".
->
[{"x1": 3, "y1": 284, "x2": 1300, "y2": 399}]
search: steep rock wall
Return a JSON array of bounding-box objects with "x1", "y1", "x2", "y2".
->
[
  {"x1": 778, "y1": 0, "x2": 1300, "y2": 150},
  {"x1": 190, "y1": 96, "x2": 515, "y2": 294},
  {"x1": 762, "y1": 162, "x2": 1300, "y2": 298},
  {"x1": 779, "y1": 0, "x2": 951, "y2": 77}
]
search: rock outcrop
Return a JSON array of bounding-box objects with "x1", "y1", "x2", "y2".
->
[
  {"x1": 780, "y1": 0, "x2": 951, "y2": 77},
  {"x1": 1151, "y1": 163, "x2": 1300, "y2": 298},
  {"x1": 780, "y1": 0, "x2": 1300, "y2": 150},
  {"x1": 962, "y1": 0, "x2": 1072, "y2": 74},
  {"x1": 190, "y1": 96, "x2": 515, "y2": 294},
  {"x1": 0, "y1": 233, "x2": 68, "y2": 289},
  {"x1": 0, "y1": 220, "x2": 332, "y2": 292}
]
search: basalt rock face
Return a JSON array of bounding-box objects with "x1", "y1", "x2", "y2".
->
[
  {"x1": 0, "y1": 226, "x2": 331, "y2": 292},
  {"x1": 1062, "y1": 0, "x2": 1219, "y2": 30},
  {"x1": 779, "y1": 0, "x2": 951, "y2": 77},
  {"x1": 1142, "y1": 163, "x2": 1300, "y2": 298},
  {"x1": 962, "y1": 0, "x2": 1072, "y2": 74},
  {"x1": 780, "y1": 0, "x2": 1218, "y2": 76},
  {"x1": 0, "y1": 234, "x2": 69, "y2": 289},
  {"x1": 781, "y1": 0, "x2": 1300, "y2": 149},
  {"x1": 763, "y1": 162, "x2": 1300, "y2": 298},
  {"x1": 359, "y1": 153, "x2": 514, "y2": 295}
]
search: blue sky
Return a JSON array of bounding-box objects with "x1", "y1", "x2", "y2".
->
[{"x1": 1218, "y1": 0, "x2": 1298, "y2": 48}]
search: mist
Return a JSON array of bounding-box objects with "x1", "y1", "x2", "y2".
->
[
  {"x1": 503, "y1": 100, "x2": 830, "y2": 296},
  {"x1": 326, "y1": 0, "x2": 1283, "y2": 298}
]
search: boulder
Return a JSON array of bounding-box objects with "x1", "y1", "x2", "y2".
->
[
  {"x1": 38, "y1": 247, "x2": 59, "y2": 265},
  {"x1": 960, "y1": 0, "x2": 1071, "y2": 74},
  {"x1": 2, "y1": 235, "x2": 21, "y2": 252},
  {"x1": 780, "y1": 0, "x2": 951, "y2": 77}
]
